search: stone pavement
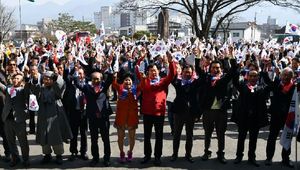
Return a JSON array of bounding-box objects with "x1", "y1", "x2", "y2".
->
[{"x1": 0, "y1": 101, "x2": 299, "y2": 169}]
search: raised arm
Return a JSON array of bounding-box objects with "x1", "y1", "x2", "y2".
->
[
  {"x1": 112, "y1": 73, "x2": 120, "y2": 91},
  {"x1": 159, "y1": 52, "x2": 176, "y2": 87},
  {"x1": 135, "y1": 48, "x2": 147, "y2": 81}
]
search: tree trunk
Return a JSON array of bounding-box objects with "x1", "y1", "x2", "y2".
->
[{"x1": 157, "y1": 8, "x2": 169, "y2": 40}]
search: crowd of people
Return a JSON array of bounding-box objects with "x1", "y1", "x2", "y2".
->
[{"x1": 0, "y1": 33, "x2": 299, "y2": 168}]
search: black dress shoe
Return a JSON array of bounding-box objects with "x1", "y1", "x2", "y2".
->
[
  {"x1": 217, "y1": 155, "x2": 227, "y2": 164},
  {"x1": 265, "y1": 159, "x2": 272, "y2": 166},
  {"x1": 41, "y1": 154, "x2": 52, "y2": 164},
  {"x1": 55, "y1": 155, "x2": 63, "y2": 165},
  {"x1": 2, "y1": 154, "x2": 11, "y2": 162},
  {"x1": 103, "y1": 160, "x2": 111, "y2": 167},
  {"x1": 154, "y1": 157, "x2": 161, "y2": 166},
  {"x1": 282, "y1": 160, "x2": 294, "y2": 168},
  {"x1": 185, "y1": 154, "x2": 194, "y2": 163},
  {"x1": 170, "y1": 154, "x2": 177, "y2": 162},
  {"x1": 248, "y1": 158, "x2": 259, "y2": 167},
  {"x1": 80, "y1": 153, "x2": 89, "y2": 160},
  {"x1": 68, "y1": 153, "x2": 77, "y2": 161},
  {"x1": 201, "y1": 151, "x2": 211, "y2": 161},
  {"x1": 89, "y1": 158, "x2": 99, "y2": 167},
  {"x1": 234, "y1": 156, "x2": 243, "y2": 164},
  {"x1": 22, "y1": 159, "x2": 30, "y2": 168},
  {"x1": 140, "y1": 156, "x2": 151, "y2": 164},
  {"x1": 9, "y1": 156, "x2": 20, "y2": 167}
]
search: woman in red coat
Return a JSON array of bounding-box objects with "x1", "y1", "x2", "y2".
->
[{"x1": 112, "y1": 72, "x2": 143, "y2": 163}]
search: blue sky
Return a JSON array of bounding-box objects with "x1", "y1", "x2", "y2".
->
[{"x1": 2, "y1": 0, "x2": 299, "y2": 27}]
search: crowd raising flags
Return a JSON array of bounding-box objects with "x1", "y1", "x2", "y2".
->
[{"x1": 0, "y1": 20, "x2": 300, "y2": 168}]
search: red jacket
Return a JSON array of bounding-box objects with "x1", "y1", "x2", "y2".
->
[{"x1": 139, "y1": 62, "x2": 175, "y2": 116}]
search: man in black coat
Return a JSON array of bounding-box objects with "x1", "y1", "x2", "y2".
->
[
  {"x1": 170, "y1": 64, "x2": 201, "y2": 163},
  {"x1": 232, "y1": 70, "x2": 269, "y2": 167},
  {"x1": 74, "y1": 69, "x2": 113, "y2": 167},
  {"x1": 263, "y1": 67, "x2": 295, "y2": 168},
  {"x1": 199, "y1": 59, "x2": 237, "y2": 164},
  {"x1": 63, "y1": 67, "x2": 88, "y2": 161}
]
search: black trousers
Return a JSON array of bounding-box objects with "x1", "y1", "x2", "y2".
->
[
  {"x1": 143, "y1": 114, "x2": 164, "y2": 158},
  {"x1": 69, "y1": 109, "x2": 88, "y2": 155},
  {"x1": 29, "y1": 110, "x2": 35, "y2": 132},
  {"x1": 203, "y1": 109, "x2": 227, "y2": 154},
  {"x1": 173, "y1": 112, "x2": 195, "y2": 156},
  {"x1": 266, "y1": 122, "x2": 290, "y2": 161},
  {"x1": 0, "y1": 120, "x2": 10, "y2": 156},
  {"x1": 167, "y1": 101, "x2": 174, "y2": 132},
  {"x1": 89, "y1": 117, "x2": 111, "y2": 161},
  {"x1": 236, "y1": 125, "x2": 259, "y2": 159}
]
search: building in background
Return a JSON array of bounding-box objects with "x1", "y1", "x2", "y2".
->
[
  {"x1": 94, "y1": 11, "x2": 102, "y2": 29},
  {"x1": 211, "y1": 22, "x2": 261, "y2": 42},
  {"x1": 259, "y1": 16, "x2": 281, "y2": 39},
  {"x1": 14, "y1": 24, "x2": 40, "y2": 41},
  {"x1": 37, "y1": 18, "x2": 52, "y2": 34}
]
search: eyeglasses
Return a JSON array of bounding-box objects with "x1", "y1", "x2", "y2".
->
[
  {"x1": 92, "y1": 78, "x2": 100, "y2": 81},
  {"x1": 9, "y1": 64, "x2": 16, "y2": 66}
]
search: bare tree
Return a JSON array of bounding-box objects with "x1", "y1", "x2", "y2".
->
[
  {"x1": 0, "y1": 4, "x2": 16, "y2": 42},
  {"x1": 116, "y1": 0, "x2": 300, "y2": 39},
  {"x1": 215, "y1": 15, "x2": 239, "y2": 42}
]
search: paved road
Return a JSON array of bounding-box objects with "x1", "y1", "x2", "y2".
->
[{"x1": 0, "y1": 101, "x2": 299, "y2": 169}]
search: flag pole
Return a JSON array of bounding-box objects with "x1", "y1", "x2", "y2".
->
[{"x1": 19, "y1": 0, "x2": 22, "y2": 41}]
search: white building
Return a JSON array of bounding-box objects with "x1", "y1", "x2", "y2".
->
[{"x1": 211, "y1": 22, "x2": 261, "y2": 42}]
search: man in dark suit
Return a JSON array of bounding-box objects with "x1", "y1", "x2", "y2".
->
[
  {"x1": 232, "y1": 70, "x2": 269, "y2": 167},
  {"x1": 64, "y1": 67, "x2": 88, "y2": 161},
  {"x1": 199, "y1": 59, "x2": 237, "y2": 164},
  {"x1": 75, "y1": 69, "x2": 113, "y2": 167},
  {"x1": 170, "y1": 64, "x2": 201, "y2": 163},
  {"x1": 263, "y1": 67, "x2": 295, "y2": 168},
  {"x1": 0, "y1": 73, "x2": 29, "y2": 167}
]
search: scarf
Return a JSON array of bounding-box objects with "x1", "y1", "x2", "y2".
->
[
  {"x1": 181, "y1": 79, "x2": 194, "y2": 86},
  {"x1": 280, "y1": 81, "x2": 294, "y2": 94},
  {"x1": 119, "y1": 85, "x2": 137, "y2": 100},
  {"x1": 210, "y1": 74, "x2": 222, "y2": 87},
  {"x1": 150, "y1": 77, "x2": 160, "y2": 85},
  {"x1": 93, "y1": 83, "x2": 103, "y2": 93},
  {"x1": 247, "y1": 83, "x2": 257, "y2": 93}
]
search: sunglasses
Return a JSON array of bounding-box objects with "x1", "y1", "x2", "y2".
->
[{"x1": 9, "y1": 63, "x2": 16, "y2": 66}]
